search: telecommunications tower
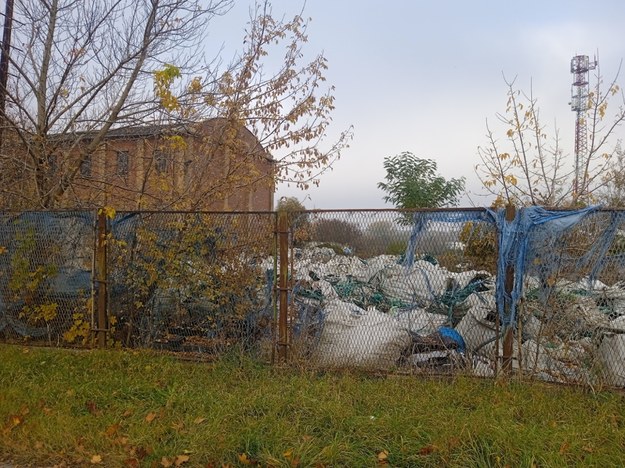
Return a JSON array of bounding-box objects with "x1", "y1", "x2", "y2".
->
[{"x1": 570, "y1": 54, "x2": 597, "y2": 197}]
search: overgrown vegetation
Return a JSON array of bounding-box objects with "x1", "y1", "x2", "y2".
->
[
  {"x1": 1, "y1": 345, "x2": 625, "y2": 467},
  {"x1": 108, "y1": 212, "x2": 275, "y2": 349}
]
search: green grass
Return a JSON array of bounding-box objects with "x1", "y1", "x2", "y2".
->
[{"x1": 1, "y1": 344, "x2": 625, "y2": 467}]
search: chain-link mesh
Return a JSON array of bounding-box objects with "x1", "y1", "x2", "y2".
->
[
  {"x1": 2, "y1": 207, "x2": 625, "y2": 388},
  {"x1": 108, "y1": 211, "x2": 276, "y2": 358},
  {"x1": 286, "y1": 209, "x2": 498, "y2": 376},
  {"x1": 516, "y1": 209, "x2": 625, "y2": 387},
  {"x1": 0, "y1": 211, "x2": 95, "y2": 344}
]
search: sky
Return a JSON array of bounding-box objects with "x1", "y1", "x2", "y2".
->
[{"x1": 208, "y1": 0, "x2": 625, "y2": 209}]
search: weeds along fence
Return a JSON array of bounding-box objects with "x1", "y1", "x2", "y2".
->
[
  {"x1": 0, "y1": 210, "x2": 276, "y2": 358},
  {"x1": 1, "y1": 207, "x2": 625, "y2": 388}
]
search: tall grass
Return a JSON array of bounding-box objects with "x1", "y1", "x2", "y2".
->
[{"x1": 1, "y1": 344, "x2": 624, "y2": 467}]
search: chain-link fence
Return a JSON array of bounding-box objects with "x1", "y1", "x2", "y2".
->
[
  {"x1": 108, "y1": 211, "x2": 276, "y2": 358},
  {"x1": 285, "y1": 208, "x2": 497, "y2": 375},
  {"x1": 514, "y1": 209, "x2": 625, "y2": 387},
  {"x1": 1, "y1": 207, "x2": 624, "y2": 388},
  {"x1": 0, "y1": 211, "x2": 95, "y2": 344},
  {"x1": 283, "y1": 207, "x2": 625, "y2": 388}
]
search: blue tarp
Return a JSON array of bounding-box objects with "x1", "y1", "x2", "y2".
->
[{"x1": 402, "y1": 206, "x2": 607, "y2": 328}]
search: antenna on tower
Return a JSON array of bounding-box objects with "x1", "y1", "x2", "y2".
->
[{"x1": 570, "y1": 54, "x2": 597, "y2": 200}]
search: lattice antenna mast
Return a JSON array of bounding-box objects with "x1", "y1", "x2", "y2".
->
[{"x1": 570, "y1": 54, "x2": 597, "y2": 199}]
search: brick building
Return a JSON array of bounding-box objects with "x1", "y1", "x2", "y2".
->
[{"x1": 1, "y1": 118, "x2": 275, "y2": 211}]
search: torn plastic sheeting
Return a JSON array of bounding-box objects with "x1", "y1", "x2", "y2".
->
[
  {"x1": 492, "y1": 205, "x2": 600, "y2": 328},
  {"x1": 378, "y1": 262, "x2": 450, "y2": 306},
  {"x1": 455, "y1": 303, "x2": 497, "y2": 355},
  {"x1": 391, "y1": 308, "x2": 448, "y2": 336},
  {"x1": 599, "y1": 334, "x2": 625, "y2": 387},
  {"x1": 585, "y1": 211, "x2": 625, "y2": 283}
]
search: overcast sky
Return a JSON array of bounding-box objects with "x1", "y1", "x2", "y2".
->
[{"x1": 209, "y1": 0, "x2": 625, "y2": 209}]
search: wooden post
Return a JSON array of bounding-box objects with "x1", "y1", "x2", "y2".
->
[
  {"x1": 277, "y1": 211, "x2": 289, "y2": 362},
  {"x1": 502, "y1": 203, "x2": 516, "y2": 372},
  {"x1": 95, "y1": 209, "x2": 108, "y2": 348}
]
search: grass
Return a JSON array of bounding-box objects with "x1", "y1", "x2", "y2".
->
[{"x1": 1, "y1": 344, "x2": 625, "y2": 467}]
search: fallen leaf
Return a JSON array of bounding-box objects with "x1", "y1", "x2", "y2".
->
[
  {"x1": 418, "y1": 445, "x2": 438, "y2": 456},
  {"x1": 130, "y1": 445, "x2": 151, "y2": 460},
  {"x1": 283, "y1": 449, "x2": 293, "y2": 459},
  {"x1": 238, "y1": 453, "x2": 252, "y2": 465},
  {"x1": 559, "y1": 442, "x2": 570, "y2": 454},
  {"x1": 377, "y1": 450, "x2": 389, "y2": 464},
  {"x1": 9, "y1": 414, "x2": 23, "y2": 428},
  {"x1": 161, "y1": 457, "x2": 172, "y2": 467},
  {"x1": 122, "y1": 409, "x2": 134, "y2": 418},
  {"x1": 124, "y1": 459, "x2": 139, "y2": 468},
  {"x1": 145, "y1": 412, "x2": 157, "y2": 423},
  {"x1": 105, "y1": 423, "x2": 120, "y2": 437},
  {"x1": 90, "y1": 454, "x2": 102, "y2": 464},
  {"x1": 174, "y1": 454, "x2": 190, "y2": 466},
  {"x1": 86, "y1": 401, "x2": 101, "y2": 416},
  {"x1": 193, "y1": 417, "x2": 206, "y2": 425}
]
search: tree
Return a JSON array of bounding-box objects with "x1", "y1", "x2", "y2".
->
[
  {"x1": 360, "y1": 220, "x2": 408, "y2": 257},
  {"x1": 277, "y1": 196, "x2": 310, "y2": 245},
  {"x1": 598, "y1": 144, "x2": 625, "y2": 207},
  {"x1": 0, "y1": 0, "x2": 228, "y2": 208},
  {"x1": 476, "y1": 67, "x2": 625, "y2": 207},
  {"x1": 312, "y1": 218, "x2": 362, "y2": 250},
  {"x1": 378, "y1": 152, "x2": 465, "y2": 209},
  {"x1": 0, "y1": 0, "x2": 351, "y2": 209}
]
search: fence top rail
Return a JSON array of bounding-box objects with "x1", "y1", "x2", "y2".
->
[
  {"x1": 3, "y1": 206, "x2": 625, "y2": 215},
  {"x1": 283, "y1": 207, "x2": 491, "y2": 214},
  {"x1": 114, "y1": 210, "x2": 277, "y2": 216}
]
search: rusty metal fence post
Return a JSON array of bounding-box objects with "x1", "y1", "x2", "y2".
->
[
  {"x1": 276, "y1": 210, "x2": 289, "y2": 362},
  {"x1": 95, "y1": 209, "x2": 108, "y2": 348}
]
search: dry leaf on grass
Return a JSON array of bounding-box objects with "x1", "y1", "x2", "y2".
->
[
  {"x1": 105, "y1": 423, "x2": 120, "y2": 437},
  {"x1": 418, "y1": 445, "x2": 438, "y2": 456},
  {"x1": 174, "y1": 454, "x2": 190, "y2": 466}
]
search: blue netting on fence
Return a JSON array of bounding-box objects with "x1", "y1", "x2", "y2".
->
[{"x1": 0, "y1": 211, "x2": 95, "y2": 340}]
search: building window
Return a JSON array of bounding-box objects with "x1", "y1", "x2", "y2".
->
[
  {"x1": 80, "y1": 154, "x2": 92, "y2": 178},
  {"x1": 116, "y1": 151, "x2": 129, "y2": 177},
  {"x1": 154, "y1": 150, "x2": 170, "y2": 174}
]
